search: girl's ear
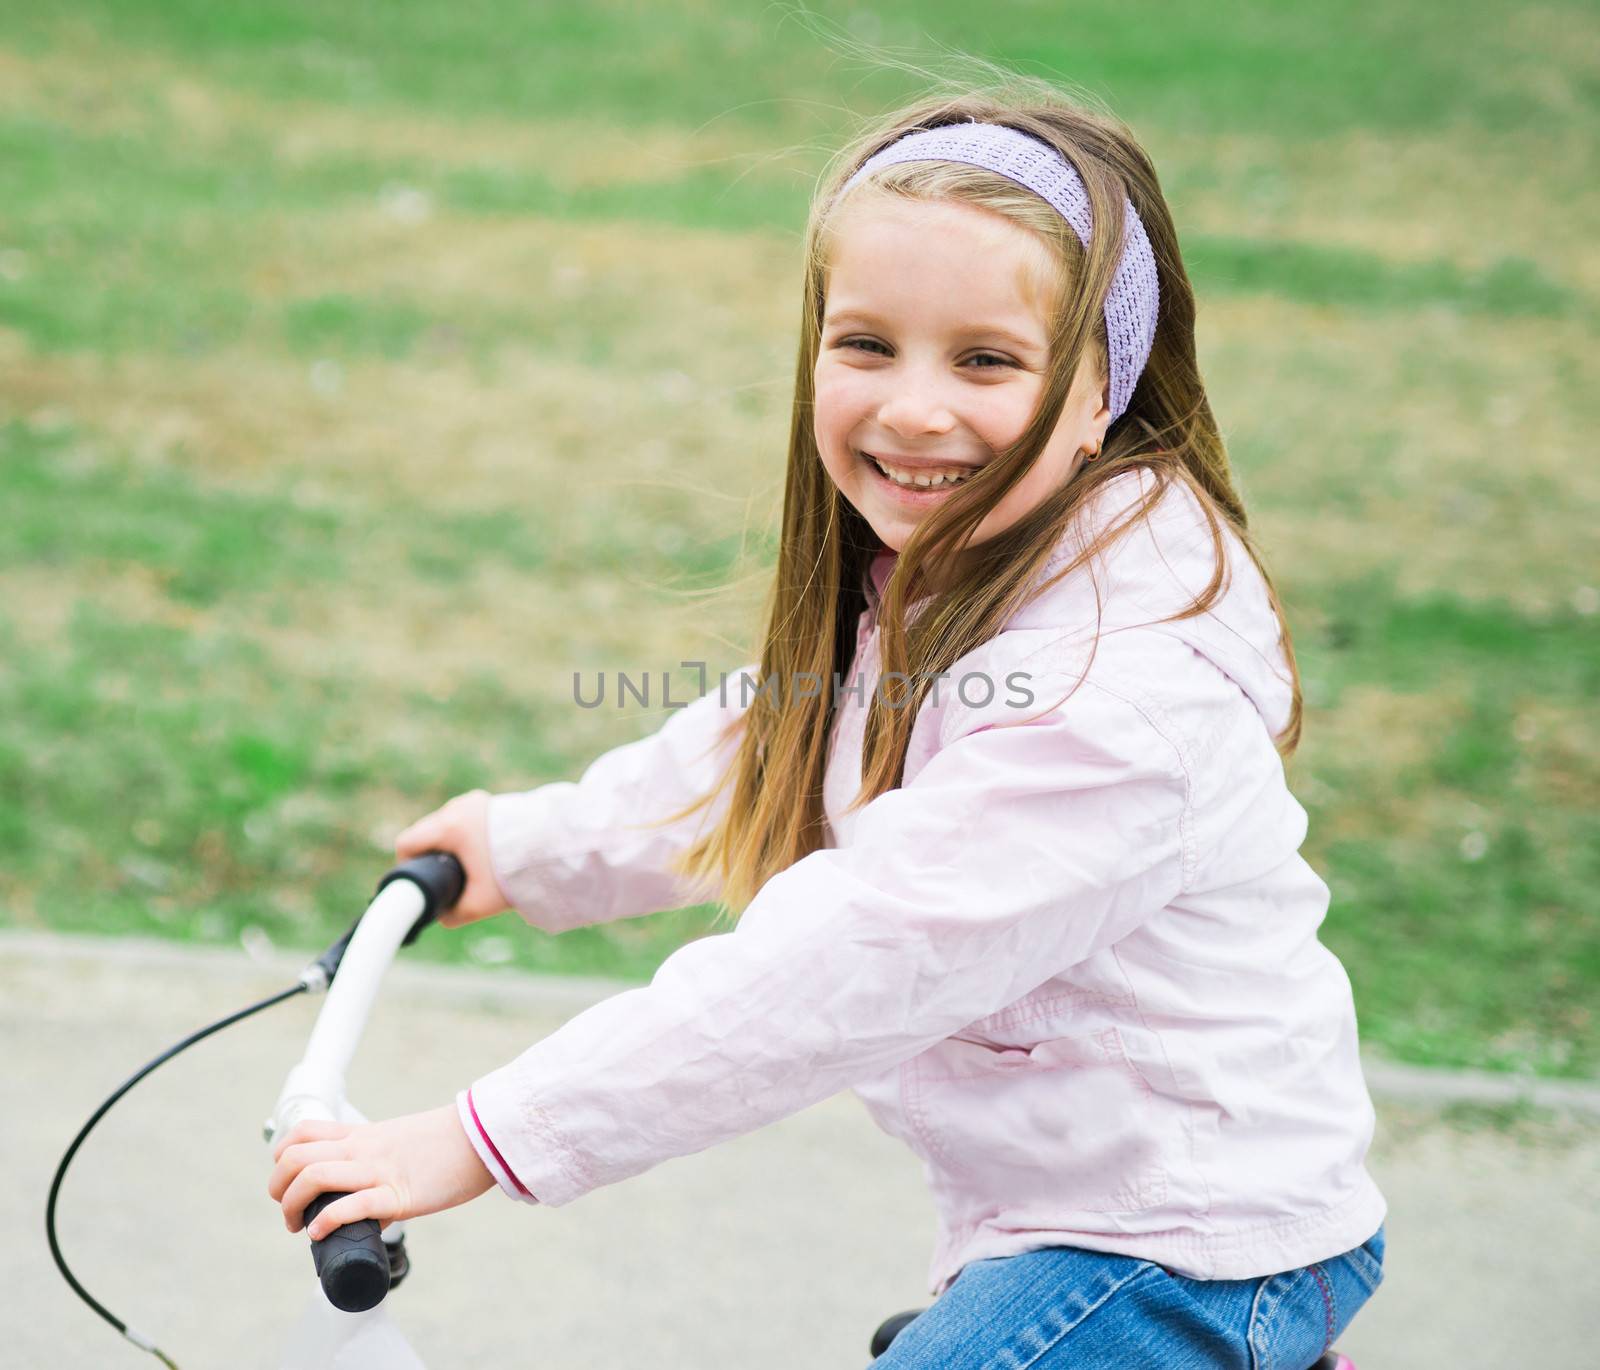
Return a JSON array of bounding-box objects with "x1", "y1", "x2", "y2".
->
[{"x1": 1090, "y1": 378, "x2": 1113, "y2": 447}]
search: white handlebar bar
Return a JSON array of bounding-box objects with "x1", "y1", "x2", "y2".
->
[{"x1": 268, "y1": 878, "x2": 426, "y2": 1143}]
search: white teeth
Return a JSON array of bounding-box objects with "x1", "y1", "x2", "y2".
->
[{"x1": 866, "y1": 454, "x2": 973, "y2": 488}]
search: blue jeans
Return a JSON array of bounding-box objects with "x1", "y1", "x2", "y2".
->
[{"x1": 874, "y1": 1226, "x2": 1385, "y2": 1369}]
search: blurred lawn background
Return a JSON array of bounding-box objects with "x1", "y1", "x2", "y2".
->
[{"x1": 1, "y1": 2, "x2": 1595, "y2": 1078}]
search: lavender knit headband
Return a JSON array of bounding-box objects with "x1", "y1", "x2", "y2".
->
[{"x1": 837, "y1": 120, "x2": 1160, "y2": 421}]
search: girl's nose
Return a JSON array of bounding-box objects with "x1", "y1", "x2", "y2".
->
[{"x1": 877, "y1": 384, "x2": 957, "y2": 440}]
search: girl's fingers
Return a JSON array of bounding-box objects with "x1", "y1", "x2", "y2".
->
[
  {"x1": 394, "y1": 815, "x2": 438, "y2": 859},
  {"x1": 271, "y1": 1119, "x2": 351, "y2": 1165},
  {"x1": 267, "y1": 1137, "x2": 348, "y2": 1201},
  {"x1": 281, "y1": 1160, "x2": 379, "y2": 1234},
  {"x1": 300, "y1": 1184, "x2": 397, "y2": 1241},
  {"x1": 392, "y1": 792, "x2": 504, "y2": 927}
]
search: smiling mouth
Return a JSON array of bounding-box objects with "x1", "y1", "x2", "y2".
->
[{"x1": 859, "y1": 451, "x2": 978, "y2": 489}]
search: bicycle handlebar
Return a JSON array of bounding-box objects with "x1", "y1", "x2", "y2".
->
[
  {"x1": 276, "y1": 851, "x2": 466, "y2": 1314},
  {"x1": 374, "y1": 852, "x2": 467, "y2": 946},
  {"x1": 306, "y1": 1192, "x2": 392, "y2": 1313}
]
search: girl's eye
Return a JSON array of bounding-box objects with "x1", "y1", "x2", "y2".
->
[{"x1": 837, "y1": 338, "x2": 1016, "y2": 369}]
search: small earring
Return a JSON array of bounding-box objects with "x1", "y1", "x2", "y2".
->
[{"x1": 1083, "y1": 443, "x2": 1101, "y2": 462}]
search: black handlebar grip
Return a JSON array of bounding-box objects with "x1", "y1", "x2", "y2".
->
[
  {"x1": 305, "y1": 1190, "x2": 390, "y2": 1312},
  {"x1": 376, "y1": 850, "x2": 467, "y2": 946}
]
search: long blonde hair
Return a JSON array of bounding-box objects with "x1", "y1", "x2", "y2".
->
[{"x1": 659, "y1": 78, "x2": 1303, "y2": 918}]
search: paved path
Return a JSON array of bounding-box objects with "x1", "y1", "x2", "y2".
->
[{"x1": 5, "y1": 932, "x2": 1596, "y2": 1368}]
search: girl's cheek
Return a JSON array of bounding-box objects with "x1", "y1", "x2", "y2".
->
[
  {"x1": 814, "y1": 363, "x2": 872, "y2": 416},
  {"x1": 970, "y1": 390, "x2": 1031, "y2": 450}
]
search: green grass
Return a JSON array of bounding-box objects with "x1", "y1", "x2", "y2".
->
[
  {"x1": 1290, "y1": 584, "x2": 1600, "y2": 1075},
  {"x1": 1, "y1": 0, "x2": 1596, "y2": 1078},
  {"x1": 0, "y1": 0, "x2": 1575, "y2": 136},
  {"x1": 0, "y1": 420, "x2": 720, "y2": 979},
  {"x1": 1185, "y1": 239, "x2": 1583, "y2": 322}
]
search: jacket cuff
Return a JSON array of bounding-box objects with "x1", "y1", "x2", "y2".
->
[
  {"x1": 464, "y1": 1063, "x2": 595, "y2": 1208},
  {"x1": 455, "y1": 1088, "x2": 539, "y2": 1205}
]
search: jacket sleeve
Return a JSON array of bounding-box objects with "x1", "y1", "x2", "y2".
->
[
  {"x1": 464, "y1": 676, "x2": 1192, "y2": 1207},
  {"x1": 485, "y1": 665, "x2": 761, "y2": 933}
]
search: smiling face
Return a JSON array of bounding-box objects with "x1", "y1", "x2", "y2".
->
[{"x1": 813, "y1": 193, "x2": 1112, "y2": 555}]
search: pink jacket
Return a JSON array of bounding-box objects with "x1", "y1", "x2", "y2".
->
[{"x1": 457, "y1": 468, "x2": 1386, "y2": 1291}]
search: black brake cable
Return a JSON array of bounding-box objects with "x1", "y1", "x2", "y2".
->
[{"x1": 45, "y1": 981, "x2": 311, "y2": 1369}]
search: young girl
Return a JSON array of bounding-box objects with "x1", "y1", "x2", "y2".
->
[{"x1": 270, "y1": 84, "x2": 1387, "y2": 1367}]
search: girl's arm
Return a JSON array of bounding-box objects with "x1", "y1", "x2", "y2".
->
[
  {"x1": 462, "y1": 671, "x2": 1194, "y2": 1207},
  {"x1": 485, "y1": 665, "x2": 760, "y2": 933}
]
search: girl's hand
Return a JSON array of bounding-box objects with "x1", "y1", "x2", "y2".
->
[
  {"x1": 394, "y1": 788, "x2": 510, "y2": 927},
  {"x1": 268, "y1": 1105, "x2": 496, "y2": 1239}
]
